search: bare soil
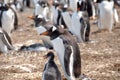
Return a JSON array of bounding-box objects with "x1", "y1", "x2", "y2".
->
[{"x1": 0, "y1": 6, "x2": 120, "y2": 80}]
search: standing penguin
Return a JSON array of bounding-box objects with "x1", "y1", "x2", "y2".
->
[
  {"x1": 60, "y1": 0, "x2": 91, "y2": 43},
  {"x1": 30, "y1": 14, "x2": 81, "y2": 80},
  {"x1": 41, "y1": 25, "x2": 81, "y2": 80},
  {"x1": 42, "y1": 52, "x2": 61, "y2": 80},
  {"x1": 95, "y1": 0, "x2": 119, "y2": 32},
  {"x1": 0, "y1": 3, "x2": 18, "y2": 36}
]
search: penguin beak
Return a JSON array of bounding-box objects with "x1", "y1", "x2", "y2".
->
[
  {"x1": 40, "y1": 31, "x2": 49, "y2": 36},
  {"x1": 28, "y1": 16, "x2": 35, "y2": 20}
]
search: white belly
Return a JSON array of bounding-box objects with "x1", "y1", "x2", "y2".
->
[
  {"x1": 51, "y1": 37, "x2": 70, "y2": 79},
  {"x1": 2, "y1": 9, "x2": 15, "y2": 36},
  {"x1": 52, "y1": 37, "x2": 65, "y2": 69},
  {"x1": 62, "y1": 12, "x2": 72, "y2": 30},
  {"x1": 98, "y1": 1, "x2": 114, "y2": 30},
  {"x1": 71, "y1": 12, "x2": 83, "y2": 42}
]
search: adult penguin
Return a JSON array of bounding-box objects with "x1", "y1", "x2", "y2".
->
[
  {"x1": 41, "y1": 25, "x2": 81, "y2": 80},
  {"x1": 70, "y1": 0, "x2": 90, "y2": 42},
  {"x1": 95, "y1": 0, "x2": 119, "y2": 32},
  {"x1": 42, "y1": 52, "x2": 61, "y2": 80},
  {"x1": 28, "y1": 15, "x2": 53, "y2": 49},
  {"x1": 0, "y1": 3, "x2": 18, "y2": 36},
  {"x1": 30, "y1": 14, "x2": 81, "y2": 80}
]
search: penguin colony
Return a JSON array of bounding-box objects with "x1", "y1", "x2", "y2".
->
[{"x1": 0, "y1": 0, "x2": 120, "y2": 80}]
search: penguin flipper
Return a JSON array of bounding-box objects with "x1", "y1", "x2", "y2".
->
[
  {"x1": 61, "y1": 36, "x2": 72, "y2": 76},
  {"x1": 43, "y1": 63, "x2": 47, "y2": 71},
  {"x1": 2, "y1": 32, "x2": 14, "y2": 50}
]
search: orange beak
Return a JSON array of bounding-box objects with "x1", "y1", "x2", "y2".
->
[
  {"x1": 27, "y1": 16, "x2": 35, "y2": 19},
  {"x1": 40, "y1": 31, "x2": 49, "y2": 35}
]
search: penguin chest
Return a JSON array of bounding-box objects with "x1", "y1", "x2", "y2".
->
[
  {"x1": 98, "y1": 1, "x2": 114, "y2": 29},
  {"x1": 99, "y1": 1, "x2": 114, "y2": 17},
  {"x1": 2, "y1": 9, "x2": 15, "y2": 34},
  {"x1": 51, "y1": 37, "x2": 65, "y2": 70},
  {"x1": 71, "y1": 12, "x2": 84, "y2": 42}
]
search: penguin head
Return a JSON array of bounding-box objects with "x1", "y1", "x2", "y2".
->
[
  {"x1": 40, "y1": 25, "x2": 57, "y2": 36},
  {"x1": 0, "y1": 3, "x2": 9, "y2": 11},
  {"x1": 28, "y1": 14, "x2": 46, "y2": 27},
  {"x1": 53, "y1": 0, "x2": 60, "y2": 7},
  {"x1": 40, "y1": 25, "x2": 65, "y2": 40},
  {"x1": 28, "y1": 15, "x2": 65, "y2": 39},
  {"x1": 77, "y1": 0, "x2": 87, "y2": 11},
  {"x1": 53, "y1": 0, "x2": 63, "y2": 8},
  {"x1": 38, "y1": 0, "x2": 48, "y2": 8},
  {"x1": 34, "y1": 15, "x2": 46, "y2": 27},
  {"x1": 44, "y1": 52, "x2": 55, "y2": 60}
]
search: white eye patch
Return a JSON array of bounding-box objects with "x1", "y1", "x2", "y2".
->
[
  {"x1": 38, "y1": 15, "x2": 43, "y2": 19},
  {"x1": 36, "y1": 26, "x2": 47, "y2": 34},
  {"x1": 78, "y1": 0, "x2": 82, "y2": 5},
  {"x1": 93, "y1": 0, "x2": 97, "y2": 2},
  {"x1": 52, "y1": 26, "x2": 57, "y2": 32},
  {"x1": 54, "y1": 0, "x2": 58, "y2": 3}
]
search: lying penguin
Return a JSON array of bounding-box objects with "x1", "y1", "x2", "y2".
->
[
  {"x1": 19, "y1": 43, "x2": 48, "y2": 51},
  {"x1": 29, "y1": 15, "x2": 81, "y2": 80},
  {"x1": 42, "y1": 51, "x2": 61, "y2": 80}
]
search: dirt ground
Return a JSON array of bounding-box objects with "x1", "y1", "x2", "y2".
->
[{"x1": 0, "y1": 5, "x2": 120, "y2": 80}]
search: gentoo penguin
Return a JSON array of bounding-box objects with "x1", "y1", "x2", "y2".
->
[
  {"x1": 0, "y1": 27, "x2": 14, "y2": 53},
  {"x1": 77, "y1": 0, "x2": 93, "y2": 17},
  {"x1": 1, "y1": 1, "x2": 19, "y2": 26},
  {"x1": 14, "y1": 0, "x2": 24, "y2": 12},
  {"x1": 70, "y1": 0, "x2": 90, "y2": 42},
  {"x1": 19, "y1": 43, "x2": 48, "y2": 51},
  {"x1": 34, "y1": 0, "x2": 49, "y2": 17},
  {"x1": 60, "y1": 0, "x2": 90, "y2": 42},
  {"x1": 77, "y1": 0, "x2": 91, "y2": 42},
  {"x1": 42, "y1": 52, "x2": 61, "y2": 80},
  {"x1": 28, "y1": 15, "x2": 53, "y2": 49},
  {"x1": 0, "y1": 3, "x2": 18, "y2": 36},
  {"x1": 31, "y1": 15, "x2": 81, "y2": 80},
  {"x1": 96, "y1": 0, "x2": 118, "y2": 32}
]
